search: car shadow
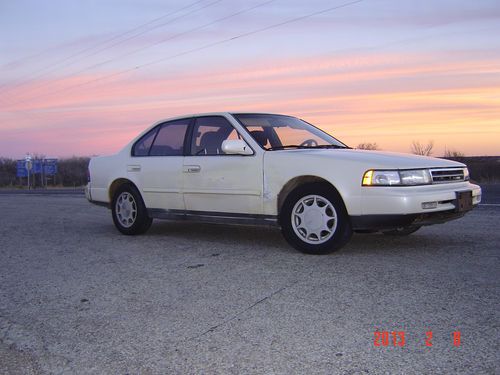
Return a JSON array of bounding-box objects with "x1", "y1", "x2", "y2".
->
[
  {"x1": 147, "y1": 220, "x2": 296, "y2": 253},
  {"x1": 143, "y1": 220, "x2": 472, "y2": 257},
  {"x1": 344, "y1": 229, "x2": 475, "y2": 256}
]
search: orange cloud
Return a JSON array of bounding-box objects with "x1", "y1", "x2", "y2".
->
[{"x1": 1, "y1": 50, "x2": 499, "y2": 157}]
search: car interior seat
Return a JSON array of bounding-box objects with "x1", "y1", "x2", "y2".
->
[
  {"x1": 250, "y1": 130, "x2": 268, "y2": 148},
  {"x1": 199, "y1": 131, "x2": 224, "y2": 154}
]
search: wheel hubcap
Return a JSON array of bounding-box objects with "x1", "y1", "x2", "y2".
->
[
  {"x1": 291, "y1": 195, "x2": 337, "y2": 244},
  {"x1": 115, "y1": 192, "x2": 137, "y2": 228}
]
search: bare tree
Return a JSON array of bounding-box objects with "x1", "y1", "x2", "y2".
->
[
  {"x1": 411, "y1": 140, "x2": 434, "y2": 156},
  {"x1": 0, "y1": 158, "x2": 17, "y2": 186},
  {"x1": 444, "y1": 148, "x2": 465, "y2": 158},
  {"x1": 56, "y1": 157, "x2": 90, "y2": 187},
  {"x1": 357, "y1": 142, "x2": 379, "y2": 150},
  {"x1": 0, "y1": 156, "x2": 91, "y2": 188}
]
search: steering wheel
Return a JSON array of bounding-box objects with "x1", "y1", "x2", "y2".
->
[{"x1": 300, "y1": 138, "x2": 318, "y2": 147}]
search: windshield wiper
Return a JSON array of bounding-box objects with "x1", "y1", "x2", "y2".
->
[
  {"x1": 266, "y1": 145, "x2": 303, "y2": 150},
  {"x1": 307, "y1": 144, "x2": 349, "y2": 149},
  {"x1": 266, "y1": 144, "x2": 348, "y2": 151}
]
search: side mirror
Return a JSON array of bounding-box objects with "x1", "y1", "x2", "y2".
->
[{"x1": 221, "y1": 139, "x2": 253, "y2": 155}]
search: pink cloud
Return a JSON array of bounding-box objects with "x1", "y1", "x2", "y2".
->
[{"x1": 1, "y1": 50, "x2": 499, "y2": 157}]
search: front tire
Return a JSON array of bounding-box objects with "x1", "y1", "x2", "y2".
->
[
  {"x1": 280, "y1": 183, "x2": 352, "y2": 254},
  {"x1": 112, "y1": 184, "x2": 152, "y2": 235}
]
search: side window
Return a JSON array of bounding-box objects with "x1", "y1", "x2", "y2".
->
[
  {"x1": 132, "y1": 128, "x2": 158, "y2": 156},
  {"x1": 149, "y1": 119, "x2": 189, "y2": 156},
  {"x1": 245, "y1": 125, "x2": 271, "y2": 149},
  {"x1": 191, "y1": 116, "x2": 241, "y2": 155}
]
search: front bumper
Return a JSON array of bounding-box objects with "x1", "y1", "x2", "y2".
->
[
  {"x1": 350, "y1": 182, "x2": 481, "y2": 230},
  {"x1": 350, "y1": 210, "x2": 469, "y2": 230},
  {"x1": 358, "y1": 182, "x2": 481, "y2": 215}
]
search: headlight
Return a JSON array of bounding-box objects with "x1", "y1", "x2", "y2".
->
[
  {"x1": 463, "y1": 168, "x2": 470, "y2": 181},
  {"x1": 362, "y1": 170, "x2": 400, "y2": 186},
  {"x1": 399, "y1": 169, "x2": 432, "y2": 185},
  {"x1": 362, "y1": 169, "x2": 432, "y2": 186}
]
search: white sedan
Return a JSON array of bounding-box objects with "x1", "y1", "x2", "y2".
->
[{"x1": 86, "y1": 112, "x2": 481, "y2": 254}]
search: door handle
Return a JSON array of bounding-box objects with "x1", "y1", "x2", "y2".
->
[
  {"x1": 127, "y1": 165, "x2": 141, "y2": 172},
  {"x1": 183, "y1": 165, "x2": 201, "y2": 173}
]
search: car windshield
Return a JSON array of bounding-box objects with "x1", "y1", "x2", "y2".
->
[{"x1": 233, "y1": 114, "x2": 348, "y2": 150}]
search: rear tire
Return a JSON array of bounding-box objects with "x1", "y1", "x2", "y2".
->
[
  {"x1": 112, "y1": 184, "x2": 152, "y2": 235},
  {"x1": 382, "y1": 226, "x2": 421, "y2": 236},
  {"x1": 280, "y1": 183, "x2": 352, "y2": 254}
]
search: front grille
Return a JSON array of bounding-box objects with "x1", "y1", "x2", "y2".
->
[{"x1": 430, "y1": 168, "x2": 465, "y2": 184}]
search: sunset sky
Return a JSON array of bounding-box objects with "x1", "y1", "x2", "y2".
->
[{"x1": 1, "y1": 0, "x2": 499, "y2": 158}]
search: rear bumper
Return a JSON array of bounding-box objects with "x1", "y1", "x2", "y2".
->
[
  {"x1": 86, "y1": 184, "x2": 109, "y2": 208},
  {"x1": 85, "y1": 183, "x2": 92, "y2": 201}
]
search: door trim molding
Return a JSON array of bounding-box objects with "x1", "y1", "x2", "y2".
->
[
  {"x1": 143, "y1": 188, "x2": 181, "y2": 193},
  {"x1": 183, "y1": 188, "x2": 261, "y2": 196},
  {"x1": 148, "y1": 208, "x2": 278, "y2": 227}
]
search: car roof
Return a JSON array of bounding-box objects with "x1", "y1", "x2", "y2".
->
[{"x1": 153, "y1": 112, "x2": 291, "y2": 124}]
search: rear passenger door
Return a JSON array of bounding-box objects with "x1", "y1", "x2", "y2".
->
[
  {"x1": 130, "y1": 118, "x2": 190, "y2": 210},
  {"x1": 182, "y1": 116, "x2": 263, "y2": 214}
]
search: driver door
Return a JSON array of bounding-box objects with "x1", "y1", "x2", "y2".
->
[{"x1": 182, "y1": 116, "x2": 263, "y2": 214}]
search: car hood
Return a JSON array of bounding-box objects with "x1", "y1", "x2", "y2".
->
[{"x1": 279, "y1": 149, "x2": 465, "y2": 169}]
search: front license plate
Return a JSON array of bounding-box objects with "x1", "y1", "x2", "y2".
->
[{"x1": 455, "y1": 191, "x2": 473, "y2": 212}]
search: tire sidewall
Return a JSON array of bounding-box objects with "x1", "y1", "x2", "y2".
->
[
  {"x1": 111, "y1": 184, "x2": 151, "y2": 235},
  {"x1": 280, "y1": 183, "x2": 352, "y2": 254}
]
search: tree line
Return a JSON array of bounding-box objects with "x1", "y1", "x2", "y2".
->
[
  {"x1": 0, "y1": 157, "x2": 90, "y2": 187},
  {"x1": 355, "y1": 140, "x2": 499, "y2": 182},
  {"x1": 357, "y1": 139, "x2": 465, "y2": 158},
  {"x1": 1, "y1": 145, "x2": 498, "y2": 187}
]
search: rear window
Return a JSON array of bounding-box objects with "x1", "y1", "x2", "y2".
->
[
  {"x1": 150, "y1": 120, "x2": 189, "y2": 156},
  {"x1": 132, "y1": 128, "x2": 158, "y2": 156},
  {"x1": 132, "y1": 118, "x2": 190, "y2": 156}
]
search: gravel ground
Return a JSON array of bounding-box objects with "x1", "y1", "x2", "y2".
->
[{"x1": 0, "y1": 195, "x2": 498, "y2": 374}]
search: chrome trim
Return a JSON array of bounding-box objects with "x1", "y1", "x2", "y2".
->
[
  {"x1": 430, "y1": 168, "x2": 465, "y2": 184},
  {"x1": 148, "y1": 208, "x2": 279, "y2": 227}
]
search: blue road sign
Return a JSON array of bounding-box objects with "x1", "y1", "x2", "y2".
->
[
  {"x1": 16, "y1": 160, "x2": 28, "y2": 177},
  {"x1": 33, "y1": 160, "x2": 42, "y2": 174},
  {"x1": 44, "y1": 159, "x2": 58, "y2": 175},
  {"x1": 16, "y1": 159, "x2": 58, "y2": 177}
]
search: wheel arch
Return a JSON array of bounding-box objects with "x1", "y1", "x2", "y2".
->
[
  {"x1": 108, "y1": 178, "x2": 140, "y2": 203},
  {"x1": 277, "y1": 175, "x2": 347, "y2": 216}
]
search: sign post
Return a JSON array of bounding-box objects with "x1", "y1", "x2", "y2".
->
[
  {"x1": 25, "y1": 155, "x2": 32, "y2": 190},
  {"x1": 17, "y1": 157, "x2": 57, "y2": 189}
]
